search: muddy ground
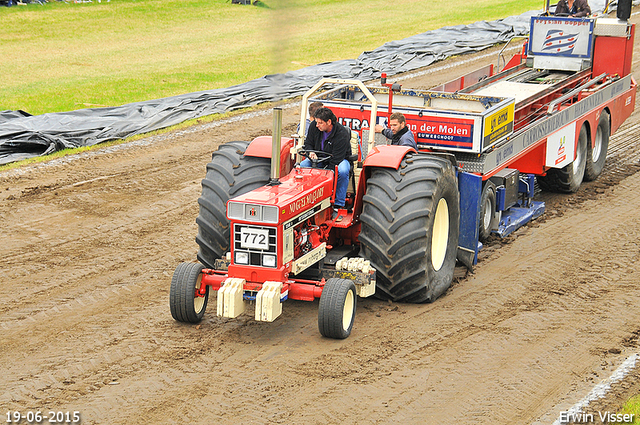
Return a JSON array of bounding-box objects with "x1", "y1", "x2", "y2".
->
[{"x1": 1, "y1": 10, "x2": 640, "y2": 425}]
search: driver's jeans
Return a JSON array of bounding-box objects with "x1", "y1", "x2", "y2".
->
[{"x1": 300, "y1": 158, "x2": 350, "y2": 208}]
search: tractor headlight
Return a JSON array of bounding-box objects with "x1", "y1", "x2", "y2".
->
[
  {"x1": 235, "y1": 251, "x2": 249, "y2": 265},
  {"x1": 262, "y1": 254, "x2": 276, "y2": 268}
]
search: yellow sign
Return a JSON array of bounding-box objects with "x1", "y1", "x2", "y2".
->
[{"x1": 483, "y1": 102, "x2": 514, "y2": 148}]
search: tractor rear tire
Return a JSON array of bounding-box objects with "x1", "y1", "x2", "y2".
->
[
  {"x1": 584, "y1": 111, "x2": 610, "y2": 181},
  {"x1": 538, "y1": 124, "x2": 588, "y2": 193},
  {"x1": 195, "y1": 141, "x2": 270, "y2": 269},
  {"x1": 170, "y1": 262, "x2": 209, "y2": 323},
  {"x1": 360, "y1": 154, "x2": 460, "y2": 303},
  {"x1": 318, "y1": 278, "x2": 357, "y2": 339}
]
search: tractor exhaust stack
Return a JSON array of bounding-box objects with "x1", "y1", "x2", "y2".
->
[
  {"x1": 269, "y1": 107, "x2": 282, "y2": 186},
  {"x1": 269, "y1": 108, "x2": 282, "y2": 186}
]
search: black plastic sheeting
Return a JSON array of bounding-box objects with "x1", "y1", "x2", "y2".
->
[{"x1": 0, "y1": 2, "x2": 621, "y2": 165}]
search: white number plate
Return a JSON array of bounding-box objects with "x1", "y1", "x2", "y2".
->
[{"x1": 240, "y1": 227, "x2": 270, "y2": 250}]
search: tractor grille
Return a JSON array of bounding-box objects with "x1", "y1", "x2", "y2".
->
[{"x1": 233, "y1": 224, "x2": 277, "y2": 268}]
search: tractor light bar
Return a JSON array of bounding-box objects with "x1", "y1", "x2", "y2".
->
[{"x1": 228, "y1": 202, "x2": 278, "y2": 223}]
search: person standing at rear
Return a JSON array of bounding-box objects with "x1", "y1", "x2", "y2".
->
[
  {"x1": 374, "y1": 112, "x2": 418, "y2": 150},
  {"x1": 298, "y1": 101, "x2": 324, "y2": 135},
  {"x1": 555, "y1": 0, "x2": 591, "y2": 17}
]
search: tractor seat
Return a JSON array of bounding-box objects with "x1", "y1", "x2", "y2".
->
[{"x1": 347, "y1": 131, "x2": 362, "y2": 194}]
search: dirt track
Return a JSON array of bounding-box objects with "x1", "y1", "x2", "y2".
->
[{"x1": 2, "y1": 11, "x2": 640, "y2": 425}]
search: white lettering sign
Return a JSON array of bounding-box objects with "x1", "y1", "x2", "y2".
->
[{"x1": 289, "y1": 187, "x2": 325, "y2": 214}]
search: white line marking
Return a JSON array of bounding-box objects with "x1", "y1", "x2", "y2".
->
[{"x1": 552, "y1": 353, "x2": 640, "y2": 425}]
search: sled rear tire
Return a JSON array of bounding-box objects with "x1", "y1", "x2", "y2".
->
[
  {"x1": 538, "y1": 124, "x2": 588, "y2": 193},
  {"x1": 584, "y1": 111, "x2": 610, "y2": 181}
]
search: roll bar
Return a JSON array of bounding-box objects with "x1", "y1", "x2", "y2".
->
[{"x1": 293, "y1": 78, "x2": 378, "y2": 160}]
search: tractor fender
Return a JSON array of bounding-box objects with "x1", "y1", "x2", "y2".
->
[
  {"x1": 245, "y1": 136, "x2": 295, "y2": 176},
  {"x1": 362, "y1": 145, "x2": 416, "y2": 169}
]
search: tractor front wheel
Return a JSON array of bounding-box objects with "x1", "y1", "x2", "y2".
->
[
  {"x1": 170, "y1": 262, "x2": 209, "y2": 323},
  {"x1": 318, "y1": 278, "x2": 357, "y2": 339}
]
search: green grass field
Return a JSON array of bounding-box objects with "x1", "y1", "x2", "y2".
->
[
  {"x1": 1, "y1": 0, "x2": 542, "y2": 115},
  {"x1": 618, "y1": 394, "x2": 640, "y2": 424}
]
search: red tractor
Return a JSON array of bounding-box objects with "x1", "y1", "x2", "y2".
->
[{"x1": 171, "y1": 14, "x2": 636, "y2": 339}]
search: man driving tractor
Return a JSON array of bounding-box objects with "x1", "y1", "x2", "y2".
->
[{"x1": 300, "y1": 107, "x2": 352, "y2": 215}]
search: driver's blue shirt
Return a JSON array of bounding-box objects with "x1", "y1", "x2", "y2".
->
[{"x1": 321, "y1": 131, "x2": 329, "y2": 150}]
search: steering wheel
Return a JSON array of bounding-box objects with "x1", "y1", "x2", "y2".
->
[{"x1": 299, "y1": 149, "x2": 333, "y2": 168}]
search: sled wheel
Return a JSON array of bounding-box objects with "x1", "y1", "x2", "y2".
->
[
  {"x1": 538, "y1": 124, "x2": 588, "y2": 193},
  {"x1": 478, "y1": 180, "x2": 497, "y2": 241},
  {"x1": 196, "y1": 141, "x2": 271, "y2": 268},
  {"x1": 584, "y1": 111, "x2": 610, "y2": 181},
  {"x1": 360, "y1": 154, "x2": 460, "y2": 303},
  {"x1": 318, "y1": 278, "x2": 357, "y2": 339},
  {"x1": 170, "y1": 262, "x2": 209, "y2": 323}
]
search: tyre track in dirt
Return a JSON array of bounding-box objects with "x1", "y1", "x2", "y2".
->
[{"x1": 1, "y1": 10, "x2": 640, "y2": 425}]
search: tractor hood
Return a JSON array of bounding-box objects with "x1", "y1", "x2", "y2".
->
[{"x1": 227, "y1": 167, "x2": 334, "y2": 225}]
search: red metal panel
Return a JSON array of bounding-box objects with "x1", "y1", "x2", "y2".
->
[
  {"x1": 593, "y1": 36, "x2": 629, "y2": 78},
  {"x1": 508, "y1": 143, "x2": 547, "y2": 175},
  {"x1": 593, "y1": 24, "x2": 635, "y2": 78},
  {"x1": 506, "y1": 41, "x2": 527, "y2": 71},
  {"x1": 503, "y1": 52, "x2": 524, "y2": 71},
  {"x1": 227, "y1": 263, "x2": 291, "y2": 283}
]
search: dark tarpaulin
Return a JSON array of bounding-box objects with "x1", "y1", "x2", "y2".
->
[
  {"x1": 0, "y1": 9, "x2": 545, "y2": 165},
  {"x1": 0, "y1": 110, "x2": 31, "y2": 125}
]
